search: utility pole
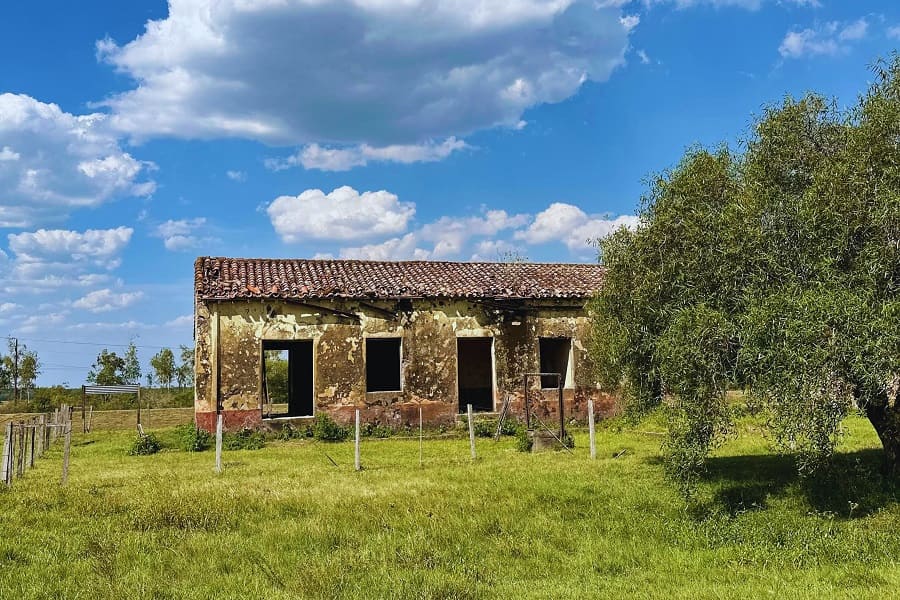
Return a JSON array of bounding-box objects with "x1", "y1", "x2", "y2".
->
[{"x1": 12, "y1": 338, "x2": 19, "y2": 404}]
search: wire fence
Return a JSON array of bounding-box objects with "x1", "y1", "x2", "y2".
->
[{"x1": 1, "y1": 403, "x2": 73, "y2": 487}]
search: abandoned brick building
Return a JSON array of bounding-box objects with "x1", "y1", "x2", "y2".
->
[{"x1": 193, "y1": 257, "x2": 616, "y2": 431}]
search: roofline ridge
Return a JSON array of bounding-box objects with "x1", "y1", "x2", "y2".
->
[{"x1": 195, "y1": 256, "x2": 604, "y2": 268}]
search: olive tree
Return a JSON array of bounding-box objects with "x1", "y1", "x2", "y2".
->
[{"x1": 590, "y1": 57, "x2": 899, "y2": 488}]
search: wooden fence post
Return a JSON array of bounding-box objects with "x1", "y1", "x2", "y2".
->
[
  {"x1": 588, "y1": 399, "x2": 596, "y2": 460},
  {"x1": 467, "y1": 404, "x2": 476, "y2": 461},
  {"x1": 37, "y1": 415, "x2": 45, "y2": 458},
  {"x1": 354, "y1": 409, "x2": 361, "y2": 472},
  {"x1": 16, "y1": 422, "x2": 25, "y2": 478},
  {"x1": 1, "y1": 422, "x2": 12, "y2": 486},
  {"x1": 61, "y1": 421, "x2": 72, "y2": 485},
  {"x1": 29, "y1": 419, "x2": 35, "y2": 468},
  {"x1": 215, "y1": 414, "x2": 223, "y2": 474}
]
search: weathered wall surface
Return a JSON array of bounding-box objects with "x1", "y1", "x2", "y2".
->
[{"x1": 194, "y1": 298, "x2": 617, "y2": 431}]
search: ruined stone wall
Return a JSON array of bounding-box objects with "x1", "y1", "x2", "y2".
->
[{"x1": 194, "y1": 297, "x2": 617, "y2": 431}]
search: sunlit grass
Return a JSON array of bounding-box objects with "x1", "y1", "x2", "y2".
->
[{"x1": 1, "y1": 414, "x2": 898, "y2": 599}]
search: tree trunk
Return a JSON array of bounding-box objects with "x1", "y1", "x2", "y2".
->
[{"x1": 864, "y1": 384, "x2": 900, "y2": 477}]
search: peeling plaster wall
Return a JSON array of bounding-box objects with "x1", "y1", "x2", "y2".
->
[{"x1": 194, "y1": 297, "x2": 618, "y2": 431}]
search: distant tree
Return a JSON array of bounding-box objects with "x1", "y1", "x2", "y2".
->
[
  {"x1": 146, "y1": 372, "x2": 154, "y2": 388},
  {"x1": 0, "y1": 356, "x2": 9, "y2": 393},
  {"x1": 87, "y1": 350, "x2": 127, "y2": 386},
  {"x1": 151, "y1": 348, "x2": 176, "y2": 390},
  {"x1": 176, "y1": 345, "x2": 194, "y2": 389},
  {"x1": 19, "y1": 350, "x2": 40, "y2": 399},
  {"x1": 264, "y1": 350, "x2": 289, "y2": 403},
  {"x1": 0, "y1": 345, "x2": 11, "y2": 394},
  {"x1": 1, "y1": 341, "x2": 40, "y2": 402},
  {"x1": 590, "y1": 57, "x2": 900, "y2": 489},
  {"x1": 123, "y1": 340, "x2": 142, "y2": 385}
]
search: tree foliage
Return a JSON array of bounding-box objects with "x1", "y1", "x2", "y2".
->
[
  {"x1": 590, "y1": 56, "x2": 900, "y2": 488},
  {"x1": 19, "y1": 350, "x2": 40, "y2": 398},
  {"x1": 123, "y1": 340, "x2": 141, "y2": 385},
  {"x1": 150, "y1": 348, "x2": 176, "y2": 390},
  {"x1": 264, "y1": 350, "x2": 289, "y2": 402},
  {"x1": 0, "y1": 340, "x2": 41, "y2": 400},
  {"x1": 176, "y1": 345, "x2": 195, "y2": 389},
  {"x1": 87, "y1": 350, "x2": 127, "y2": 386}
]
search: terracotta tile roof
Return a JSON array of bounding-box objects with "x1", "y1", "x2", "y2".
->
[{"x1": 195, "y1": 257, "x2": 604, "y2": 301}]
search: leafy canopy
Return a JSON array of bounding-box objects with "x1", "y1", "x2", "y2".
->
[
  {"x1": 150, "y1": 348, "x2": 176, "y2": 390},
  {"x1": 87, "y1": 349, "x2": 127, "y2": 386},
  {"x1": 590, "y1": 56, "x2": 900, "y2": 489}
]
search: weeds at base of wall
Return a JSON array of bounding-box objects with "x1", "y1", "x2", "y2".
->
[
  {"x1": 313, "y1": 414, "x2": 349, "y2": 442},
  {"x1": 472, "y1": 417, "x2": 519, "y2": 438},
  {"x1": 174, "y1": 422, "x2": 213, "y2": 452},
  {"x1": 277, "y1": 422, "x2": 313, "y2": 441},
  {"x1": 223, "y1": 428, "x2": 266, "y2": 450},
  {"x1": 360, "y1": 422, "x2": 394, "y2": 438}
]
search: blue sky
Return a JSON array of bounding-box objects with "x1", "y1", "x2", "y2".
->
[{"x1": 1, "y1": 0, "x2": 898, "y2": 386}]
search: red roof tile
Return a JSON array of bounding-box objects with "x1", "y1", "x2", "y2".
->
[{"x1": 195, "y1": 257, "x2": 604, "y2": 301}]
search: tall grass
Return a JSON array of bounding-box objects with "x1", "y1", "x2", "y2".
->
[{"x1": 0, "y1": 414, "x2": 897, "y2": 599}]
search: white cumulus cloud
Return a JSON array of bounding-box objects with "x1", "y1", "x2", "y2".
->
[
  {"x1": 267, "y1": 138, "x2": 469, "y2": 172},
  {"x1": 8, "y1": 227, "x2": 133, "y2": 268},
  {"x1": 651, "y1": 0, "x2": 818, "y2": 8},
  {"x1": 514, "y1": 202, "x2": 638, "y2": 255},
  {"x1": 779, "y1": 19, "x2": 868, "y2": 59},
  {"x1": 334, "y1": 202, "x2": 631, "y2": 260},
  {"x1": 0, "y1": 94, "x2": 155, "y2": 227},
  {"x1": 267, "y1": 186, "x2": 415, "y2": 242},
  {"x1": 339, "y1": 233, "x2": 432, "y2": 261},
  {"x1": 418, "y1": 210, "x2": 529, "y2": 258},
  {"x1": 73, "y1": 288, "x2": 144, "y2": 313},
  {"x1": 97, "y1": 0, "x2": 630, "y2": 150},
  {"x1": 330, "y1": 206, "x2": 527, "y2": 260},
  {"x1": 1, "y1": 227, "x2": 132, "y2": 301},
  {"x1": 154, "y1": 218, "x2": 208, "y2": 251}
]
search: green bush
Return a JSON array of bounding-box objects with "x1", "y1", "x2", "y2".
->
[
  {"x1": 129, "y1": 433, "x2": 162, "y2": 456},
  {"x1": 473, "y1": 419, "x2": 494, "y2": 438},
  {"x1": 515, "y1": 427, "x2": 532, "y2": 453},
  {"x1": 313, "y1": 414, "x2": 349, "y2": 442},
  {"x1": 175, "y1": 422, "x2": 212, "y2": 452},
  {"x1": 223, "y1": 428, "x2": 266, "y2": 450},
  {"x1": 471, "y1": 417, "x2": 519, "y2": 438}
]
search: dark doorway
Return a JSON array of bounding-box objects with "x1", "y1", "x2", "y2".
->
[
  {"x1": 539, "y1": 337, "x2": 571, "y2": 389},
  {"x1": 457, "y1": 337, "x2": 493, "y2": 413},
  {"x1": 262, "y1": 340, "x2": 313, "y2": 418}
]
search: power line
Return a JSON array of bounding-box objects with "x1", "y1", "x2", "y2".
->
[{"x1": 6, "y1": 336, "x2": 176, "y2": 350}]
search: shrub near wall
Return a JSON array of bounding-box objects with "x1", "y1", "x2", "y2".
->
[
  {"x1": 313, "y1": 414, "x2": 349, "y2": 442},
  {"x1": 175, "y1": 422, "x2": 213, "y2": 452}
]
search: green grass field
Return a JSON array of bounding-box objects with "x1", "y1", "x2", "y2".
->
[{"x1": 1, "y1": 414, "x2": 898, "y2": 599}]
